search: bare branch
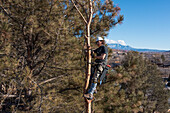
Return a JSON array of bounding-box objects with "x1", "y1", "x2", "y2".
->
[
  {"x1": 0, "y1": 5, "x2": 19, "y2": 24},
  {"x1": 88, "y1": 0, "x2": 93, "y2": 26},
  {"x1": 0, "y1": 95, "x2": 25, "y2": 98},
  {"x1": 39, "y1": 76, "x2": 63, "y2": 86},
  {"x1": 75, "y1": 0, "x2": 88, "y2": 20},
  {"x1": 0, "y1": 90, "x2": 12, "y2": 105},
  {"x1": 71, "y1": 0, "x2": 87, "y2": 24},
  {"x1": 43, "y1": 29, "x2": 56, "y2": 39}
]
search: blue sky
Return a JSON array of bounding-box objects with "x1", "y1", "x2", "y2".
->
[{"x1": 106, "y1": 0, "x2": 170, "y2": 50}]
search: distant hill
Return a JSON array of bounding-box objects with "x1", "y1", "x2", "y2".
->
[
  {"x1": 165, "y1": 50, "x2": 170, "y2": 52},
  {"x1": 108, "y1": 44, "x2": 168, "y2": 52}
]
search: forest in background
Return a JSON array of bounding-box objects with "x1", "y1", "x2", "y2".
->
[{"x1": 0, "y1": 0, "x2": 169, "y2": 112}]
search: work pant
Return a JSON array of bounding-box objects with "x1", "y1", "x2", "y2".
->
[{"x1": 88, "y1": 64, "x2": 104, "y2": 95}]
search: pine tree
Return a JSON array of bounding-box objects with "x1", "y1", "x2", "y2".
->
[
  {"x1": 93, "y1": 51, "x2": 170, "y2": 113},
  {"x1": 0, "y1": 0, "x2": 72, "y2": 112},
  {"x1": 161, "y1": 54, "x2": 165, "y2": 64},
  {"x1": 142, "y1": 64, "x2": 170, "y2": 113}
]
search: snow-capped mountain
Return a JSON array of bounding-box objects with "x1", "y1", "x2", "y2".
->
[
  {"x1": 107, "y1": 43, "x2": 167, "y2": 52},
  {"x1": 105, "y1": 39, "x2": 169, "y2": 52}
]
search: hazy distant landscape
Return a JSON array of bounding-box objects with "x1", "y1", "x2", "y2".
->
[
  {"x1": 108, "y1": 42, "x2": 170, "y2": 79},
  {"x1": 109, "y1": 47, "x2": 170, "y2": 77},
  {"x1": 108, "y1": 43, "x2": 169, "y2": 52}
]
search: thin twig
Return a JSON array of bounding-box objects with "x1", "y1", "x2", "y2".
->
[{"x1": 39, "y1": 76, "x2": 62, "y2": 86}]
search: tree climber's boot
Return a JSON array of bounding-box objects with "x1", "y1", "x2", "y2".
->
[{"x1": 84, "y1": 93, "x2": 93, "y2": 100}]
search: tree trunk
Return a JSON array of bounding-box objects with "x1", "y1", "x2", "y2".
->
[
  {"x1": 84, "y1": 26, "x2": 92, "y2": 113},
  {"x1": 84, "y1": 1, "x2": 93, "y2": 112},
  {"x1": 71, "y1": 0, "x2": 93, "y2": 112}
]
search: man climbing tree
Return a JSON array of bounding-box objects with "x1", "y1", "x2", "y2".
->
[
  {"x1": 84, "y1": 37, "x2": 108, "y2": 99},
  {"x1": 70, "y1": 0, "x2": 123, "y2": 112}
]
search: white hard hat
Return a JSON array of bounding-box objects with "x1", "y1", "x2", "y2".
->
[{"x1": 96, "y1": 37, "x2": 103, "y2": 42}]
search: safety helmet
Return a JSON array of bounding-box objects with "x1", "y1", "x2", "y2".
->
[{"x1": 96, "y1": 37, "x2": 104, "y2": 42}]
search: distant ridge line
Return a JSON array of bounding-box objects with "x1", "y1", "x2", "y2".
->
[{"x1": 108, "y1": 44, "x2": 169, "y2": 52}]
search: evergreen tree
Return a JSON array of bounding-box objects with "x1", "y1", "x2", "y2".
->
[
  {"x1": 142, "y1": 64, "x2": 170, "y2": 113},
  {"x1": 0, "y1": 0, "x2": 72, "y2": 112},
  {"x1": 92, "y1": 51, "x2": 169, "y2": 113},
  {"x1": 161, "y1": 54, "x2": 165, "y2": 64}
]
